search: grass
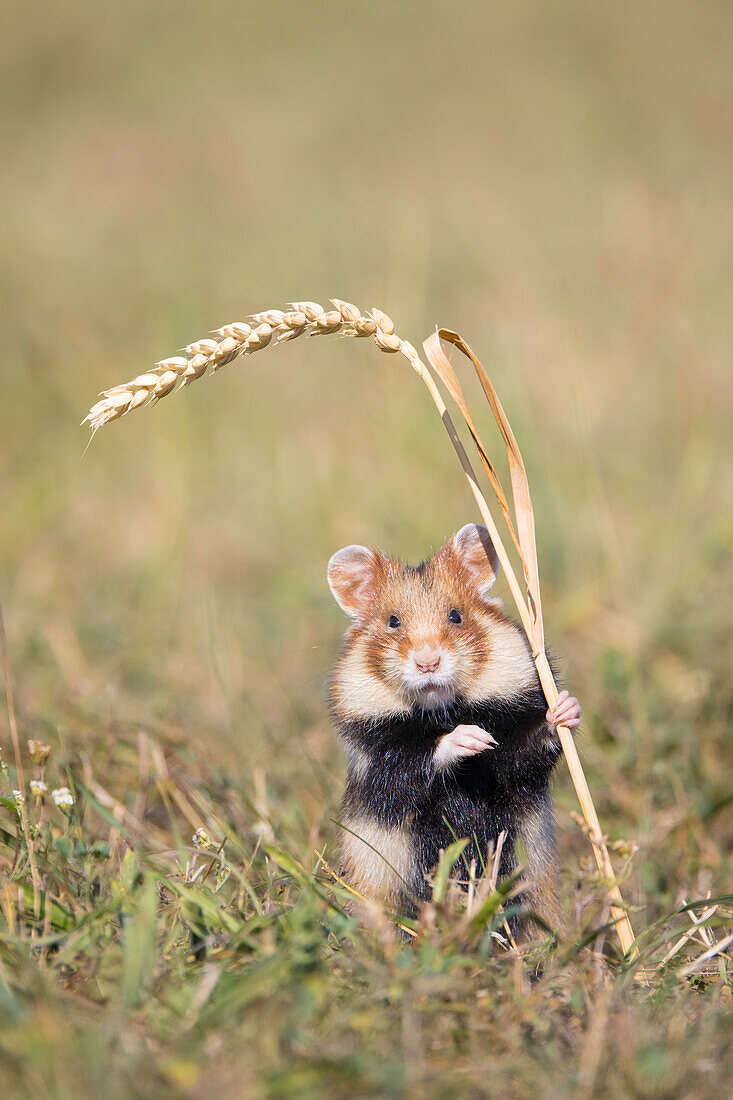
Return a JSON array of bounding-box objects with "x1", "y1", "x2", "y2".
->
[
  {"x1": 1, "y1": 720, "x2": 730, "y2": 1098},
  {"x1": 1, "y1": 0, "x2": 732, "y2": 1096}
]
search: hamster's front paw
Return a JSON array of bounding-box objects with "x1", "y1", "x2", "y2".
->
[
  {"x1": 547, "y1": 690, "x2": 582, "y2": 730},
  {"x1": 433, "y1": 724, "x2": 497, "y2": 769}
]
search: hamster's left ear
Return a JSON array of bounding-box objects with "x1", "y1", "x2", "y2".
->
[{"x1": 449, "y1": 523, "x2": 499, "y2": 597}]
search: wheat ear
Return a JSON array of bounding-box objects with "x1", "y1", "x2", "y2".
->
[{"x1": 84, "y1": 300, "x2": 404, "y2": 432}]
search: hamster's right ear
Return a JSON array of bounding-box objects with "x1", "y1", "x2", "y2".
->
[
  {"x1": 327, "y1": 545, "x2": 384, "y2": 620},
  {"x1": 450, "y1": 523, "x2": 499, "y2": 597}
]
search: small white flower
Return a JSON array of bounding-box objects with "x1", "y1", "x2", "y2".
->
[
  {"x1": 192, "y1": 828, "x2": 212, "y2": 850},
  {"x1": 12, "y1": 789, "x2": 25, "y2": 805},
  {"x1": 51, "y1": 787, "x2": 75, "y2": 811},
  {"x1": 30, "y1": 780, "x2": 47, "y2": 799}
]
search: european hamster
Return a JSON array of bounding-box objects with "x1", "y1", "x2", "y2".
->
[{"x1": 327, "y1": 522, "x2": 581, "y2": 932}]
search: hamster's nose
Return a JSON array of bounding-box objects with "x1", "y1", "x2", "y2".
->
[{"x1": 414, "y1": 649, "x2": 441, "y2": 674}]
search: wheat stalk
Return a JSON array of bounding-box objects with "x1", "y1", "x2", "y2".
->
[{"x1": 84, "y1": 298, "x2": 642, "y2": 973}]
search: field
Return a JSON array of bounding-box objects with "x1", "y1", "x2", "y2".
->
[{"x1": 1, "y1": 2, "x2": 732, "y2": 1096}]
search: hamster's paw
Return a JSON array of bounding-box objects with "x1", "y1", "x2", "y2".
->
[
  {"x1": 547, "y1": 690, "x2": 582, "y2": 730},
  {"x1": 433, "y1": 724, "x2": 497, "y2": 769}
]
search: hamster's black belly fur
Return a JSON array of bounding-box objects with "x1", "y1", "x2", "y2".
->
[{"x1": 337, "y1": 685, "x2": 562, "y2": 907}]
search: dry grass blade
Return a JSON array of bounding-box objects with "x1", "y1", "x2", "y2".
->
[
  {"x1": 407, "y1": 349, "x2": 524, "y2": 560},
  {"x1": 677, "y1": 931, "x2": 733, "y2": 979},
  {"x1": 84, "y1": 297, "x2": 639, "y2": 969},
  {"x1": 424, "y1": 331, "x2": 543, "y2": 637},
  {"x1": 658, "y1": 904, "x2": 719, "y2": 968}
]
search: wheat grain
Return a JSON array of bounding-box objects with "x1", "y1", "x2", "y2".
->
[{"x1": 83, "y1": 299, "x2": 399, "y2": 432}]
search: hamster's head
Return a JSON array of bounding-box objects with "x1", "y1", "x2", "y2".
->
[{"x1": 328, "y1": 524, "x2": 506, "y2": 713}]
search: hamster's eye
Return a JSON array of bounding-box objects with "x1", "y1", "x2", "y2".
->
[
  {"x1": 448, "y1": 608, "x2": 462, "y2": 624},
  {"x1": 388, "y1": 614, "x2": 401, "y2": 629}
]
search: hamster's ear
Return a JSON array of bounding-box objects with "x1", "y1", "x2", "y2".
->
[
  {"x1": 327, "y1": 545, "x2": 385, "y2": 620},
  {"x1": 449, "y1": 524, "x2": 499, "y2": 597}
]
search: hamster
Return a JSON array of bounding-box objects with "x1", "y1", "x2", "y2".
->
[{"x1": 327, "y1": 522, "x2": 581, "y2": 933}]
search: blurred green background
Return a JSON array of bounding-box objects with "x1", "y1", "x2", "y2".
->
[
  {"x1": 3, "y1": 0, "x2": 732, "y2": 865},
  {"x1": 2, "y1": 0, "x2": 732, "y2": 888},
  {"x1": 1, "y1": 0, "x2": 732, "y2": 1092}
]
